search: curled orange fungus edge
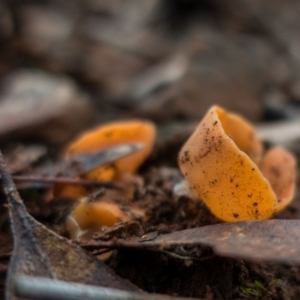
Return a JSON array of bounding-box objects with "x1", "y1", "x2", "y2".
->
[{"x1": 178, "y1": 105, "x2": 296, "y2": 222}]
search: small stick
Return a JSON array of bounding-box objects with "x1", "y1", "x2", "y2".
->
[
  {"x1": 14, "y1": 275, "x2": 201, "y2": 300},
  {"x1": 162, "y1": 250, "x2": 215, "y2": 262},
  {"x1": 12, "y1": 176, "x2": 124, "y2": 190},
  {"x1": 0, "y1": 151, "x2": 28, "y2": 208}
]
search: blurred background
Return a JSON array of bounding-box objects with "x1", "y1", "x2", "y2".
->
[{"x1": 0, "y1": 0, "x2": 300, "y2": 149}]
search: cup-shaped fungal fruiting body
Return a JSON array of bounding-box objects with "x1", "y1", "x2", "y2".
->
[
  {"x1": 260, "y1": 147, "x2": 296, "y2": 213},
  {"x1": 53, "y1": 120, "x2": 156, "y2": 198},
  {"x1": 54, "y1": 120, "x2": 154, "y2": 240},
  {"x1": 66, "y1": 120, "x2": 156, "y2": 181},
  {"x1": 66, "y1": 199, "x2": 131, "y2": 240},
  {"x1": 178, "y1": 105, "x2": 296, "y2": 222}
]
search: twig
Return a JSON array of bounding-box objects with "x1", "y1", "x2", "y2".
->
[
  {"x1": 92, "y1": 248, "x2": 112, "y2": 256},
  {"x1": 0, "y1": 150, "x2": 55, "y2": 297},
  {"x1": 0, "y1": 252, "x2": 12, "y2": 260},
  {"x1": 0, "y1": 151, "x2": 30, "y2": 210},
  {"x1": 14, "y1": 275, "x2": 202, "y2": 300},
  {"x1": 162, "y1": 250, "x2": 215, "y2": 262},
  {"x1": 81, "y1": 240, "x2": 214, "y2": 263},
  {"x1": 12, "y1": 176, "x2": 124, "y2": 190}
]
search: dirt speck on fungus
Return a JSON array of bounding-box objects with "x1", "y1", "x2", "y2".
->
[{"x1": 179, "y1": 150, "x2": 190, "y2": 164}]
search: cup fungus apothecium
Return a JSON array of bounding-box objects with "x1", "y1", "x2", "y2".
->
[
  {"x1": 178, "y1": 105, "x2": 296, "y2": 222},
  {"x1": 54, "y1": 120, "x2": 156, "y2": 198},
  {"x1": 66, "y1": 198, "x2": 132, "y2": 240},
  {"x1": 55, "y1": 120, "x2": 155, "y2": 240},
  {"x1": 66, "y1": 120, "x2": 156, "y2": 180}
]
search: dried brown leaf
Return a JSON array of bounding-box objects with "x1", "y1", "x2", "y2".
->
[
  {"x1": 12, "y1": 144, "x2": 144, "y2": 190},
  {"x1": 84, "y1": 220, "x2": 300, "y2": 265},
  {"x1": 4, "y1": 144, "x2": 47, "y2": 174},
  {"x1": 62, "y1": 143, "x2": 145, "y2": 178},
  {"x1": 0, "y1": 152, "x2": 138, "y2": 300}
]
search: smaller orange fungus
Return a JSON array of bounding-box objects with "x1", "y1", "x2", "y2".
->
[
  {"x1": 72, "y1": 201, "x2": 130, "y2": 230},
  {"x1": 54, "y1": 120, "x2": 156, "y2": 199},
  {"x1": 65, "y1": 196, "x2": 145, "y2": 240},
  {"x1": 260, "y1": 146, "x2": 296, "y2": 213},
  {"x1": 178, "y1": 105, "x2": 296, "y2": 222},
  {"x1": 66, "y1": 120, "x2": 156, "y2": 181}
]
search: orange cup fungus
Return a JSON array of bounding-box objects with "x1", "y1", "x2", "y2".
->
[
  {"x1": 54, "y1": 120, "x2": 156, "y2": 198},
  {"x1": 56, "y1": 120, "x2": 155, "y2": 240},
  {"x1": 178, "y1": 105, "x2": 296, "y2": 222},
  {"x1": 66, "y1": 120, "x2": 156, "y2": 181},
  {"x1": 66, "y1": 194, "x2": 146, "y2": 241},
  {"x1": 66, "y1": 199, "x2": 130, "y2": 240}
]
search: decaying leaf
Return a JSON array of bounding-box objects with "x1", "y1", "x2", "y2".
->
[
  {"x1": 11, "y1": 144, "x2": 144, "y2": 192},
  {"x1": 83, "y1": 220, "x2": 300, "y2": 265},
  {"x1": 0, "y1": 152, "x2": 139, "y2": 300},
  {"x1": 62, "y1": 143, "x2": 146, "y2": 178},
  {"x1": 0, "y1": 70, "x2": 94, "y2": 144},
  {"x1": 4, "y1": 144, "x2": 47, "y2": 174},
  {"x1": 14, "y1": 275, "x2": 198, "y2": 300}
]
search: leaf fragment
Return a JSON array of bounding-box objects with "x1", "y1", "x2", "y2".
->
[
  {"x1": 83, "y1": 220, "x2": 300, "y2": 265},
  {"x1": 14, "y1": 275, "x2": 198, "y2": 300},
  {"x1": 0, "y1": 152, "x2": 138, "y2": 300}
]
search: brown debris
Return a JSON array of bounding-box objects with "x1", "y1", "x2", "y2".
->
[
  {"x1": 0, "y1": 71, "x2": 94, "y2": 144},
  {"x1": 0, "y1": 151, "x2": 139, "y2": 299},
  {"x1": 83, "y1": 219, "x2": 300, "y2": 265}
]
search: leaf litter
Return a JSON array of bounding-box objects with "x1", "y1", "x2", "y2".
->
[
  {"x1": 0, "y1": 150, "x2": 142, "y2": 300},
  {"x1": 0, "y1": 133, "x2": 299, "y2": 299},
  {"x1": 3, "y1": 144, "x2": 47, "y2": 174},
  {"x1": 0, "y1": 119, "x2": 299, "y2": 299},
  {"x1": 14, "y1": 275, "x2": 201, "y2": 300},
  {"x1": 83, "y1": 219, "x2": 300, "y2": 265},
  {"x1": 11, "y1": 143, "x2": 144, "y2": 191}
]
